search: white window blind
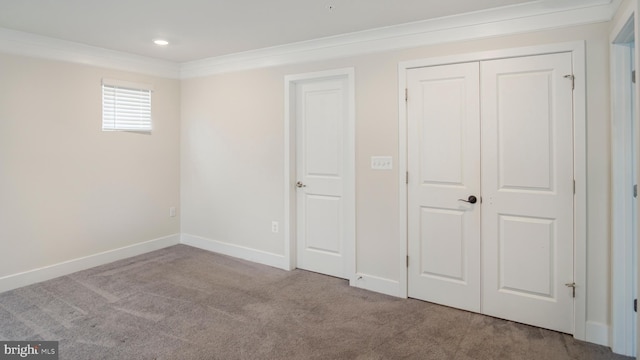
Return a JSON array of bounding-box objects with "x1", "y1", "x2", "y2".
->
[{"x1": 102, "y1": 79, "x2": 153, "y2": 132}]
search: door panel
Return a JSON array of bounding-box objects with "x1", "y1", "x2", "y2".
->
[
  {"x1": 296, "y1": 77, "x2": 348, "y2": 279},
  {"x1": 499, "y1": 215, "x2": 555, "y2": 297},
  {"x1": 481, "y1": 52, "x2": 574, "y2": 334},
  {"x1": 407, "y1": 62, "x2": 481, "y2": 312},
  {"x1": 305, "y1": 195, "x2": 341, "y2": 254},
  {"x1": 420, "y1": 207, "x2": 465, "y2": 281},
  {"x1": 495, "y1": 71, "x2": 553, "y2": 191},
  {"x1": 304, "y1": 90, "x2": 342, "y2": 176}
]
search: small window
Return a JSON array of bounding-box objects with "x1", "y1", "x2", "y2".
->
[{"x1": 102, "y1": 79, "x2": 153, "y2": 132}]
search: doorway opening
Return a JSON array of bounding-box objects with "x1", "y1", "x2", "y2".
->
[
  {"x1": 283, "y1": 68, "x2": 356, "y2": 283},
  {"x1": 398, "y1": 41, "x2": 588, "y2": 341},
  {"x1": 611, "y1": 11, "x2": 637, "y2": 357}
]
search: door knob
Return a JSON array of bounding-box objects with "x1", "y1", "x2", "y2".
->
[
  {"x1": 458, "y1": 195, "x2": 477, "y2": 204},
  {"x1": 296, "y1": 181, "x2": 306, "y2": 188}
]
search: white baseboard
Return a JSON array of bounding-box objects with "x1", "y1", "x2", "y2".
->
[
  {"x1": 585, "y1": 321, "x2": 610, "y2": 347},
  {"x1": 350, "y1": 273, "x2": 403, "y2": 298},
  {"x1": 0, "y1": 234, "x2": 180, "y2": 293},
  {"x1": 180, "y1": 233, "x2": 288, "y2": 270}
]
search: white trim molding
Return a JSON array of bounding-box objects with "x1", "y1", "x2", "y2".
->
[
  {"x1": 0, "y1": 28, "x2": 181, "y2": 79},
  {"x1": 398, "y1": 41, "x2": 588, "y2": 341},
  {"x1": 0, "y1": 1, "x2": 619, "y2": 79},
  {"x1": 180, "y1": 233, "x2": 289, "y2": 271},
  {"x1": 0, "y1": 234, "x2": 180, "y2": 293},
  {"x1": 180, "y1": 0, "x2": 619, "y2": 78}
]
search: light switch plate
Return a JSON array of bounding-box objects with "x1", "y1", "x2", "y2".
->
[{"x1": 371, "y1": 156, "x2": 393, "y2": 170}]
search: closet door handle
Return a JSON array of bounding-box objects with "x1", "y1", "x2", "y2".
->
[{"x1": 458, "y1": 195, "x2": 477, "y2": 204}]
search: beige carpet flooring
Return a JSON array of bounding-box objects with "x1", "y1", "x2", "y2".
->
[{"x1": 0, "y1": 245, "x2": 633, "y2": 359}]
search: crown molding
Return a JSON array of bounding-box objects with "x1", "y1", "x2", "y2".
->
[
  {"x1": 0, "y1": 28, "x2": 181, "y2": 79},
  {"x1": 0, "y1": 0, "x2": 621, "y2": 79},
  {"x1": 180, "y1": 0, "x2": 620, "y2": 78}
]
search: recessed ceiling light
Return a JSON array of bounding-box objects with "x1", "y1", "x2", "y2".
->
[{"x1": 153, "y1": 39, "x2": 169, "y2": 46}]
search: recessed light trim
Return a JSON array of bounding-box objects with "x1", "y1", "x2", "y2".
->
[{"x1": 153, "y1": 39, "x2": 169, "y2": 46}]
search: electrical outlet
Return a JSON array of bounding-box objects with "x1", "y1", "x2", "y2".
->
[
  {"x1": 169, "y1": 207, "x2": 176, "y2": 217},
  {"x1": 271, "y1": 221, "x2": 279, "y2": 233},
  {"x1": 371, "y1": 156, "x2": 393, "y2": 170}
]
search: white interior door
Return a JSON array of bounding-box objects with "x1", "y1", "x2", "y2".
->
[
  {"x1": 295, "y1": 76, "x2": 349, "y2": 279},
  {"x1": 407, "y1": 62, "x2": 481, "y2": 312},
  {"x1": 406, "y1": 52, "x2": 575, "y2": 334},
  {"x1": 481, "y1": 52, "x2": 574, "y2": 334}
]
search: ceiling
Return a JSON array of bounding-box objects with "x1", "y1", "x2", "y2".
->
[{"x1": 0, "y1": 0, "x2": 547, "y2": 63}]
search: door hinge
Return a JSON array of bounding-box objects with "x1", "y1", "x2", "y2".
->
[
  {"x1": 406, "y1": 255, "x2": 409, "y2": 267},
  {"x1": 634, "y1": 184, "x2": 637, "y2": 198},
  {"x1": 633, "y1": 70, "x2": 636, "y2": 84},
  {"x1": 405, "y1": 88, "x2": 408, "y2": 102},
  {"x1": 564, "y1": 74, "x2": 575, "y2": 90},
  {"x1": 634, "y1": 299, "x2": 637, "y2": 312},
  {"x1": 406, "y1": 171, "x2": 409, "y2": 184},
  {"x1": 573, "y1": 180, "x2": 576, "y2": 195},
  {"x1": 565, "y1": 282, "x2": 576, "y2": 298}
]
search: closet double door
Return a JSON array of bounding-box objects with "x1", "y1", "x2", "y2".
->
[{"x1": 407, "y1": 52, "x2": 575, "y2": 334}]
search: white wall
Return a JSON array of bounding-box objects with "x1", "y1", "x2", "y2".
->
[
  {"x1": 0, "y1": 54, "x2": 181, "y2": 281},
  {"x1": 180, "y1": 22, "x2": 612, "y2": 333},
  {"x1": 180, "y1": 70, "x2": 285, "y2": 257}
]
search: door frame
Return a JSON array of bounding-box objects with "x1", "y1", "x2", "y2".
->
[
  {"x1": 610, "y1": 1, "x2": 638, "y2": 356},
  {"x1": 284, "y1": 67, "x2": 356, "y2": 283},
  {"x1": 398, "y1": 42, "x2": 587, "y2": 340}
]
